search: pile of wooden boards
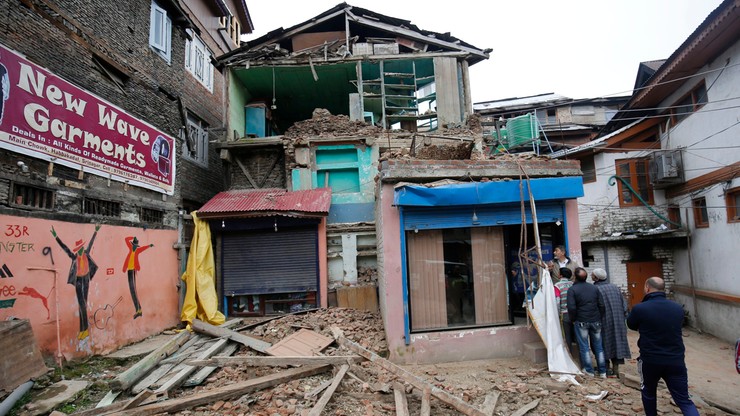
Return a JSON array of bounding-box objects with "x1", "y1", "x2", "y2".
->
[{"x1": 69, "y1": 315, "x2": 514, "y2": 416}]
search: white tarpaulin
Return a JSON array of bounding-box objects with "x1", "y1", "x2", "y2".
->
[{"x1": 527, "y1": 269, "x2": 582, "y2": 381}]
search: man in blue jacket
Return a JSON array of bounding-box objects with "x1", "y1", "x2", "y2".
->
[{"x1": 627, "y1": 277, "x2": 699, "y2": 416}]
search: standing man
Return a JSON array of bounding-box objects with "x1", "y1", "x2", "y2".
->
[
  {"x1": 592, "y1": 268, "x2": 631, "y2": 377},
  {"x1": 122, "y1": 236, "x2": 153, "y2": 319},
  {"x1": 627, "y1": 277, "x2": 699, "y2": 416},
  {"x1": 553, "y1": 245, "x2": 578, "y2": 277},
  {"x1": 554, "y1": 267, "x2": 575, "y2": 355},
  {"x1": 567, "y1": 267, "x2": 607, "y2": 377},
  {"x1": 52, "y1": 224, "x2": 100, "y2": 341}
]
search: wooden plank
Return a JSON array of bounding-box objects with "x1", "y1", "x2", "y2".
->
[
  {"x1": 113, "y1": 365, "x2": 331, "y2": 416},
  {"x1": 393, "y1": 382, "x2": 410, "y2": 416},
  {"x1": 304, "y1": 379, "x2": 333, "y2": 399},
  {"x1": 131, "y1": 362, "x2": 176, "y2": 394},
  {"x1": 265, "y1": 329, "x2": 333, "y2": 357},
  {"x1": 511, "y1": 399, "x2": 540, "y2": 416},
  {"x1": 235, "y1": 157, "x2": 259, "y2": 188},
  {"x1": 155, "y1": 338, "x2": 229, "y2": 396},
  {"x1": 188, "y1": 355, "x2": 360, "y2": 367},
  {"x1": 330, "y1": 327, "x2": 488, "y2": 416},
  {"x1": 108, "y1": 330, "x2": 191, "y2": 391},
  {"x1": 183, "y1": 343, "x2": 239, "y2": 387},
  {"x1": 120, "y1": 390, "x2": 155, "y2": 410},
  {"x1": 336, "y1": 287, "x2": 350, "y2": 308},
  {"x1": 420, "y1": 387, "x2": 431, "y2": 416},
  {"x1": 307, "y1": 364, "x2": 349, "y2": 416},
  {"x1": 481, "y1": 392, "x2": 500, "y2": 416},
  {"x1": 191, "y1": 319, "x2": 271, "y2": 353},
  {"x1": 95, "y1": 391, "x2": 119, "y2": 408}
]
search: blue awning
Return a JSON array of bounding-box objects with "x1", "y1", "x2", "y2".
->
[{"x1": 394, "y1": 177, "x2": 584, "y2": 206}]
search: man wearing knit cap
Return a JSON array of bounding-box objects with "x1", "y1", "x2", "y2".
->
[{"x1": 592, "y1": 268, "x2": 631, "y2": 377}]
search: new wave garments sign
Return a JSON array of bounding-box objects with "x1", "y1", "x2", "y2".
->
[{"x1": 0, "y1": 43, "x2": 176, "y2": 195}]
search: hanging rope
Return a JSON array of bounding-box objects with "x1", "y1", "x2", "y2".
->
[{"x1": 608, "y1": 175, "x2": 682, "y2": 227}]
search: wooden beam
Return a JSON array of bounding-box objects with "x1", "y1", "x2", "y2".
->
[
  {"x1": 666, "y1": 161, "x2": 740, "y2": 198},
  {"x1": 191, "y1": 319, "x2": 271, "y2": 353},
  {"x1": 511, "y1": 399, "x2": 540, "y2": 416},
  {"x1": 393, "y1": 382, "x2": 410, "y2": 416},
  {"x1": 481, "y1": 392, "x2": 500, "y2": 416},
  {"x1": 108, "y1": 330, "x2": 191, "y2": 391},
  {"x1": 673, "y1": 285, "x2": 740, "y2": 305},
  {"x1": 420, "y1": 387, "x2": 431, "y2": 416},
  {"x1": 183, "y1": 343, "x2": 239, "y2": 387},
  {"x1": 155, "y1": 338, "x2": 229, "y2": 396},
  {"x1": 113, "y1": 365, "x2": 331, "y2": 416},
  {"x1": 307, "y1": 364, "x2": 349, "y2": 416},
  {"x1": 304, "y1": 379, "x2": 333, "y2": 399},
  {"x1": 187, "y1": 355, "x2": 361, "y2": 367},
  {"x1": 330, "y1": 327, "x2": 489, "y2": 416},
  {"x1": 258, "y1": 153, "x2": 282, "y2": 188},
  {"x1": 235, "y1": 156, "x2": 259, "y2": 188}
]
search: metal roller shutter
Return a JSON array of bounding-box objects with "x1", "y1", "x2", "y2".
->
[{"x1": 222, "y1": 227, "x2": 318, "y2": 295}]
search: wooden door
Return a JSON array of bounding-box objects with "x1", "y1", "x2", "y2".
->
[{"x1": 626, "y1": 261, "x2": 663, "y2": 307}]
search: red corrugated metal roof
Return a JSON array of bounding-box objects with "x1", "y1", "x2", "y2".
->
[{"x1": 198, "y1": 188, "x2": 331, "y2": 217}]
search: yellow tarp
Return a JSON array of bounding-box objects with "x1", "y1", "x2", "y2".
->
[{"x1": 180, "y1": 211, "x2": 225, "y2": 326}]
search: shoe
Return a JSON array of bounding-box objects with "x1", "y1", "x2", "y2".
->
[
  {"x1": 606, "y1": 369, "x2": 618, "y2": 378},
  {"x1": 133, "y1": 309, "x2": 142, "y2": 319},
  {"x1": 78, "y1": 329, "x2": 89, "y2": 340},
  {"x1": 582, "y1": 369, "x2": 595, "y2": 377},
  {"x1": 598, "y1": 373, "x2": 607, "y2": 379}
]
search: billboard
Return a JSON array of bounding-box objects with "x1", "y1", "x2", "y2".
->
[{"x1": 0, "y1": 43, "x2": 175, "y2": 195}]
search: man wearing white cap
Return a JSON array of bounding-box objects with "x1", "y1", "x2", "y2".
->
[{"x1": 592, "y1": 268, "x2": 631, "y2": 377}]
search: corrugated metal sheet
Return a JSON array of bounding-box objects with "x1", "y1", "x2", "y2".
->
[{"x1": 199, "y1": 188, "x2": 331, "y2": 217}]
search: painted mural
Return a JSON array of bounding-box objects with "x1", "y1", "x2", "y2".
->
[{"x1": 0, "y1": 215, "x2": 179, "y2": 359}]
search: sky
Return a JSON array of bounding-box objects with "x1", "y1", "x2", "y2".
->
[{"x1": 242, "y1": 0, "x2": 724, "y2": 103}]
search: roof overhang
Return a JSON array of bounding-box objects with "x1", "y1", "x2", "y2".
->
[{"x1": 198, "y1": 188, "x2": 332, "y2": 219}]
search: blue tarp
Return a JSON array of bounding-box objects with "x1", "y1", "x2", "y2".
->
[{"x1": 394, "y1": 177, "x2": 584, "y2": 207}]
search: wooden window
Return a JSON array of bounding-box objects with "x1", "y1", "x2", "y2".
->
[
  {"x1": 83, "y1": 197, "x2": 121, "y2": 217},
  {"x1": 141, "y1": 207, "x2": 164, "y2": 224},
  {"x1": 185, "y1": 30, "x2": 213, "y2": 91},
  {"x1": 219, "y1": 15, "x2": 241, "y2": 45},
  {"x1": 667, "y1": 204, "x2": 682, "y2": 229},
  {"x1": 184, "y1": 113, "x2": 209, "y2": 167},
  {"x1": 11, "y1": 183, "x2": 54, "y2": 210},
  {"x1": 692, "y1": 197, "x2": 709, "y2": 228},
  {"x1": 670, "y1": 81, "x2": 707, "y2": 124},
  {"x1": 149, "y1": 1, "x2": 172, "y2": 63},
  {"x1": 726, "y1": 187, "x2": 740, "y2": 223},
  {"x1": 580, "y1": 155, "x2": 596, "y2": 183},
  {"x1": 615, "y1": 159, "x2": 654, "y2": 207}
]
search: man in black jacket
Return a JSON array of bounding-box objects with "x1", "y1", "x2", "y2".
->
[
  {"x1": 567, "y1": 267, "x2": 607, "y2": 377},
  {"x1": 627, "y1": 277, "x2": 699, "y2": 416}
]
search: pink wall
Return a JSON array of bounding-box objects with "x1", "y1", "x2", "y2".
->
[
  {"x1": 565, "y1": 199, "x2": 583, "y2": 265},
  {"x1": 319, "y1": 217, "x2": 328, "y2": 308},
  {"x1": 0, "y1": 215, "x2": 180, "y2": 360},
  {"x1": 377, "y1": 184, "x2": 545, "y2": 364}
]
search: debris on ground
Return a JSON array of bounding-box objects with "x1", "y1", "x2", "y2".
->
[{"x1": 13, "y1": 308, "x2": 732, "y2": 416}]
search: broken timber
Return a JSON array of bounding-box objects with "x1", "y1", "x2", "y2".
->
[
  {"x1": 307, "y1": 364, "x2": 349, "y2": 416},
  {"x1": 481, "y1": 392, "x2": 500, "y2": 416},
  {"x1": 154, "y1": 338, "x2": 229, "y2": 396},
  {"x1": 183, "y1": 343, "x2": 239, "y2": 387},
  {"x1": 393, "y1": 382, "x2": 410, "y2": 416},
  {"x1": 511, "y1": 398, "x2": 541, "y2": 416},
  {"x1": 191, "y1": 318, "x2": 271, "y2": 353},
  {"x1": 113, "y1": 365, "x2": 331, "y2": 416},
  {"x1": 108, "y1": 330, "x2": 191, "y2": 391},
  {"x1": 187, "y1": 355, "x2": 360, "y2": 367},
  {"x1": 330, "y1": 327, "x2": 489, "y2": 416}
]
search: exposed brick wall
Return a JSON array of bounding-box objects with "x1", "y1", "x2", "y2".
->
[
  {"x1": 228, "y1": 149, "x2": 285, "y2": 190},
  {"x1": 579, "y1": 202, "x2": 669, "y2": 239},
  {"x1": 0, "y1": 0, "x2": 228, "y2": 222}
]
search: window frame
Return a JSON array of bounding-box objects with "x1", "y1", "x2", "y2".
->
[
  {"x1": 615, "y1": 158, "x2": 654, "y2": 207},
  {"x1": 184, "y1": 113, "x2": 209, "y2": 167},
  {"x1": 149, "y1": 1, "x2": 172, "y2": 63},
  {"x1": 10, "y1": 182, "x2": 55, "y2": 210},
  {"x1": 580, "y1": 155, "x2": 596, "y2": 184},
  {"x1": 670, "y1": 81, "x2": 707, "y2": 124},
  {"x1": 726, "y1": 187, "x2": 740, "y2": 223},
  {"x1": 219, "y1": 15, "x2": 241, "y2": 45},
  {"x1": 185, "y1": 30, "x2": 214, "y2": 92},
  {"x1": 313, "y1": 146, "x2": 361, "y2": 196},
  {"x1": 692, "y1": 197, "x2": 709, "y2": 228}
]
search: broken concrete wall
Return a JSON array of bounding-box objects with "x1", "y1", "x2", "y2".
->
[{"x1": 0, "y1": 215, "x2": 179, "y2": 360}]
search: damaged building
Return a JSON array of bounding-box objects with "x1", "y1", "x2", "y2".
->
[{"x1": 201, "y1": 3, "x2": 587, "y2": 363}]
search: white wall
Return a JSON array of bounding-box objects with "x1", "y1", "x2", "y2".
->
[{"x1": 658, "y1": 40, "x2": 740, "y2": 343}]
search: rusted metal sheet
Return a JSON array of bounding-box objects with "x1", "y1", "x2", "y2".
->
[
  {"x1": 266, "y1": 329, "x2": 333, "y2": 357},
  {"x1": 198, "y1": 188, "x2": 331, "y2": 216},
  {"x1": 0, "y1": 319, "x2": 48, "y2": 392}
]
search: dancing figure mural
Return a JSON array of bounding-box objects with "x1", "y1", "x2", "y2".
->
[{"x1": 122, "y1": 236, "x2": 153, "y2": 319}]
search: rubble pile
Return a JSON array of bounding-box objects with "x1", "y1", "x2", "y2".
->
[
  {"x1": 414, "y1": 141, "x2": 473, "y2": 160},
  {"x1": 284, "y1": 109, "x2": 382, "y2": 138},
  {"x1": 357, "y1": 267, "x2": 378, "y2": 285}
]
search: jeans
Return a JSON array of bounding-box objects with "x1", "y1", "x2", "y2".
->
[
  {"x1": 637, "y1": 358, "x2": 699, "y2": 416},
  {"x1": 574, "y1": 321, "x2": 607, "y2": 375}
]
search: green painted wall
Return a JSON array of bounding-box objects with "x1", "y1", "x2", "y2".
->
[{"x1": 228, "y1": 68, "x2": 252, "y2": 140}]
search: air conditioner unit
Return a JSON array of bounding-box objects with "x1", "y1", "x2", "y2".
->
[{"x1": 650, "y1": 150, "x2": 684, "y2": 188}]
